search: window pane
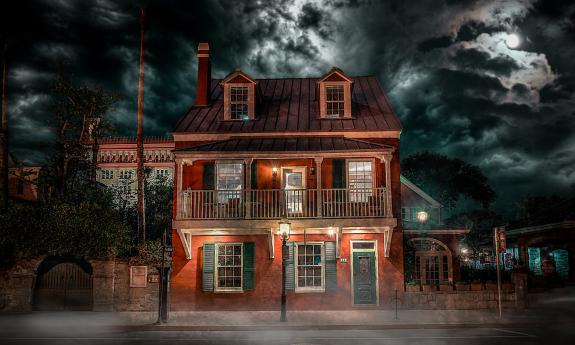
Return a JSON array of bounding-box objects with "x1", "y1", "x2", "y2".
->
[
  {"x1": 296, "y1": 244, "x2": 324, "y2": 289},
  {"x1": 325, "y1": 85, "x2": 345, "y2": 117},
  {"x1": 217, "y1": 163, "x2": 243, "y2": 202},
  {"x1": 348, "y1": 161, "x2": 373, "y2": 202},
  {"x1": 216, "y1": 244, "x2": 243, "y2": 290}
]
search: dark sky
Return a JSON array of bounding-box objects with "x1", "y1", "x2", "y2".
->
[{"x1": 2, "y1": 0, "x2": 574, "y2": 212}]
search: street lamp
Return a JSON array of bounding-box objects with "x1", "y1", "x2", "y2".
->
[
  {"x1": 279, "y1": 219, "x2": 291, "y2": 322},
  {"x1": 417, "y1": 210, "x2": 429, "y2": 223}
]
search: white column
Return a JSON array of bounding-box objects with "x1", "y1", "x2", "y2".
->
[
  {"x1": 382, "y1": 153, "x2": 393, "y2": 217},
  {"x1": 315, "y1": 157, "x2": 323, "y2": 218},
  {"x1": 244, "y1": 158, "x2": 253, "y2": 219},
  {"x1": 176, "y1": 159, "x2": 184, "y2": 219}
]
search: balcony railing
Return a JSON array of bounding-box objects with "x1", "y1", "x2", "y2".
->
[{"x1": 180, "y1": 188, "x2": 389, "y2": 220}]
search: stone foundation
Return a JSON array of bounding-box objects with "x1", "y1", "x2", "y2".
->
[{"x1": 403, "y1": 290, "x2": 517, "y2": 309}]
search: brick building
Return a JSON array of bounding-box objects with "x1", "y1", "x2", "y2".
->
[{"x1": 170, "y1": 43, "x2": 403, "y2": 310}]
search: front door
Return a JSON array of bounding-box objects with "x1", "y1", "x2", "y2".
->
[
  {"x1": 352, "y1": 251, "x2": 377, "y2": 305},
  {"x1": 282, "y1": 167, "x2": 305, "y2": 215}
]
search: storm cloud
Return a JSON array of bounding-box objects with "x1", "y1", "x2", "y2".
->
[{"x1": 2, "y1": 0, "x2": 574, "y2": 212}]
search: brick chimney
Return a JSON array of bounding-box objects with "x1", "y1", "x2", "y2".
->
[{"x1": 194, "y1": 42, "x2": 211, "y2": 106}]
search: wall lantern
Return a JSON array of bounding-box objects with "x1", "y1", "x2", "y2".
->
[
  {"x1": 279, "y1": 219, "x2": 291, "y2": 240},
  {"x1": 272, "y1": 167, "x2": 278, "y2": 178},
  {"x1": 417, "y1": 210, "x2": 429, "y2": 223}
]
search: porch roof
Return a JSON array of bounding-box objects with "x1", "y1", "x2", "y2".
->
[{"x1": 175, "y1": 136, "x2": 392, "y2": 153}]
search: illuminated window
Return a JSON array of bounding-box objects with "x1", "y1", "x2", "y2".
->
[
  {"x1": 348, "y1": 160, "x2": 373, "y2": 202},
  {"x1": 216, "y1": 163, "x2": 243, "y2": 203},
  {"x1": 296, "y1": 243, "x2": 324, "y2": 291},
  {"x1": 326, "y1": 85, "x2": 345, "y2": 118},
  {"x1": 230, "y1": 86, "x2": 249, "y2": 120},
  {"x1": 215, "y1": 243, "x2": 243, "y2": 291}
]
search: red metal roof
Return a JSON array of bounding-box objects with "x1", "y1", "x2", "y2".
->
[
  {"x1": 174, "y1": 76, "x2": 402, "y2": 134},
  {"x1": 177, "y1": 136, "x2": 391, "y2": 153},
  {"x1": 99, "y1": 136, "x2": 173, "y2": 144}
]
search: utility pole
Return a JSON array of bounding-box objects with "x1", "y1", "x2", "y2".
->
[
  {"x1": 0, "y1": 43, "x2": 8, "y2": 209},
  {"x1": 493, "y1": 226, "x2": 505, "y2": 320},
  {"x1": 136, "y1": 6, "x2": 146, "y2": 245}
]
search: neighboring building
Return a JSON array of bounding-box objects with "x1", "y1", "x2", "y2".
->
[
  {"x1": 96, "y1": 136, "x2": 175, "y2": 200},
  {"x1": 170, "y1": 43, "x2": 403, "y2": 310},
  {"x1": 507, "y1": 198, "x2": 575, "y2": 282},
  {"x1": 401, "y1": 175, "x2": 469, "y2": 285},
  {"x1": 7, "y1": 154, "x2": 41, "y2": 202}
]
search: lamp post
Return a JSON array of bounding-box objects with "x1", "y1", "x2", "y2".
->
[{"x1": 279, "y1": 219, "x2": 291, "y2": 322}]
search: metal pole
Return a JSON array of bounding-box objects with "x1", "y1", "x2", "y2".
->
[
  {"x1": 155, "y1": 229, "x2": 166, "y2": 324},
  {"x1": 395, "y1": 289, "x2": 398, "y2": 320},
  {"x1": 494, "y1": 227, "x2": 502, "y2": 320},
  {"x1": 280, "y1": 237, "x2": 287, "y2": 322}
]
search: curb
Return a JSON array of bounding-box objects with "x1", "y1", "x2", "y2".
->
[{"x1": 116, "y1": 322, "x2": 544, "y2": 332}]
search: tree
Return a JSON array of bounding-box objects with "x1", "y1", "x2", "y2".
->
[
  {"x1": 402, "y1": 151, "x2": 496, "y2": 209},
  {"x1": 44, "y1": 73, "x2": 120, "y2": 199},
  {"x1": 136, "y1": 6, "x2": 147, "y2": 245},
  {"x1": 0, "y1": 43, "x2": 8, "y2": 209}
]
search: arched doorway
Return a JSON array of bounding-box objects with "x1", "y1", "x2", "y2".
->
[
  {"x1": 407, "y1": 238, "x2": 453, "y2": 285},
  {"x1": 34, "y1": 257, "x2": 93, "y2": 310}
]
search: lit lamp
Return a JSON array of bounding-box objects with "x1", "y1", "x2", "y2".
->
[
  {"x1": 272, "y1": 167, "x2": 278, "y2": 178},
  {"x1": 417, "y1": 210, "x2": 429, "y2": 223},
  {"x1": 279, "y1": 219, "x2": 290, "y2": 322}
]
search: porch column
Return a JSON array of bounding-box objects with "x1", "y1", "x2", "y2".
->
[
  {"x1": 314, "y1": 157, "x2": 323, "y2": 218},
  {"x1": 244, "y1": 158, "x2": 253, "y2": 219},
  {"x1": 176, "y1": 158, "x2": 184, "y2": 219},
  {"x1": 382, "y1": 153, "x2": 393, "y2": 217}
]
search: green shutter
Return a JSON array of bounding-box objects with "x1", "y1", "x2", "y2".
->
[
  {"x1": 332, "y1": 159, "x2": 345, "y2": 188},
  {"x1": 243, "y1": 242, "x2": 255, "y2": 290},
  {"x1": 251, "y1": 160, "x2": 258, "y2": 189},
  {"x1": 202, "y1": 243, "x2": 215, "y2": 292},
  {"x1": 203, "y1": 163, "x2": 215, "y2": 190},
  {"x1": 325, "y1": 241, "x2": 337, "y2": 291},
  {"x1": 285, "y1": 242, "x2": 295, "y2": 290}
]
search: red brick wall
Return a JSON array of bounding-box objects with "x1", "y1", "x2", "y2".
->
[{"x1": 170, "y1": 231, "x2": 404, "y2": 310}]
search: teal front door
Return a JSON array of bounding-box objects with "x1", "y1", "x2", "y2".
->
[{"x1": 352, "y1": 252, "x2": 377, "y2": 305}]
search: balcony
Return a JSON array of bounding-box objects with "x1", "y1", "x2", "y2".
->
[{"x1": 180, "y1": 188, "x2": 390, "y2": 220}]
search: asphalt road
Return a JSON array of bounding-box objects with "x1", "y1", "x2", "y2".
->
[{"x1": 0, "y1": 326, "x2": 573, "y2": 345}]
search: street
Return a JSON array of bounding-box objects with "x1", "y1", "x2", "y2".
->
[{"x1": 1, "y1": 324, "x2": 574, "y2": 345}]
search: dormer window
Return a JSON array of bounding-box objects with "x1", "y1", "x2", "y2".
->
[
  {"x1": 317, "y1": 67, "x2": 353, "y2": 118},
  {"x1": 221, "y1": 70, "x2": 257, "y2": 120},
  {"x1": 326, "y1": 85, "x2": 345, "y2": 118},
  {"x1": 230, "y1": 86, "x2": 249, "y2": 120}
]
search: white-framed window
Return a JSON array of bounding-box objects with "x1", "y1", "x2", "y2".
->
[
  {"x1": 230, "y1": 86, "x2": 249, "y2": 120},
  {"x1": 216, "y1": 162, "x2": 243, "y2": 203},
  {"x1": 156, "y1": 169, "x2": 170, "y2": 178},
  {"x1": 348, "y1": 160, "x2": 373, "y2": 202},
  {"x1": 101, "y1": 169, "x2": 114, "y2": 179},
  {"x1": 119, "y1": 169, "x2": 134, "y2": 180},
  {"x1": 325, "y1": 85, "x2": 345, "y2": 118},
  {"x1": 215, "y1": 243, "x2": 243, "y2": 292},
  {"x1": 295, "y1": 242, "x2": 324, "y2": 292}
]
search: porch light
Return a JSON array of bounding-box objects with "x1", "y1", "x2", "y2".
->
[
  {"x1": 417, "y1": 210, "x2": 429, "y2": 223},
  {"x1": 328, "y1": 227, "x2": 335, "y2": 236},
  {"x1": 272, "y1": 167, "x2": 278, "y2": 178},
  {"x1": 279, "y1": 219, "x2": 291, "y2": 240},
  {"x1": 461, "y1": 247, "x2": 469, "y2": 255}
]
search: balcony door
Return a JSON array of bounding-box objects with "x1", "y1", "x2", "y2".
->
[{"x1": 282, "y1": 167, "x2": 306, "y2": 216}]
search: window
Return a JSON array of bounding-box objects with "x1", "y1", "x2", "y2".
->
[
  {"x1": 296, "y1": 243, "x2": 324, "y2": 291},
  {"x1": 325, "y1": 85, "x2": 345, "y2": 118},
  {"x1": 156, "y1": 169, "x2": 170, "y2": 178},
  {"x1": 215, "y1": 243, "x2": 243, "y2": 291},
  {"x1": 120, "y1": 170, "x2": 134, "y2": 179},
  {"x1": 348, "y1": 160, "x2": 373, "y2": 202},
  {"x1": 101, "y1": 169, "x2": 114, "y2": 179},
  {"x1": 408, "y1": 238, "x2": 452, "y2": 285},
  {"x1": 216, "y1": 163, "x2": 243, "y2": 203},
  {"x1": 230, "y1": 86, "x2": 249, "y2": 120}
]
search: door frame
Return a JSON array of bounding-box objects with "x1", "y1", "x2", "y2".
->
[
  {"x1": 350, "y1": 239, "x2": 379, "y2": 306},
  {"x1": 281, "y1": 166, "x2": 307, "y2": 215}
]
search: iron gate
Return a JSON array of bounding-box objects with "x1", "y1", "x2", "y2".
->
[{"x1": 34, "y1": 262, "x2": 93, "y2": 310}]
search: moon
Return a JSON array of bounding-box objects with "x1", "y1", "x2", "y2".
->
[{"x1": 506, "y1": 33, "x2": 520, "y2": 48}]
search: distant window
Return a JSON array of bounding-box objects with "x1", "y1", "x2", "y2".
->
[
  {"x1": 102, "y1": 170, "x2": 114, "y2": 180},
  {"x1": 17, "y1": 179, "x2": 24, "y2": 194},
  {"x1": 230, "y1": 86, "x2": 249, "y2": 120},
  {"x1": 348, "y1": 160, "x2": 373, "y2": 202},
  {"x1": 325, "y1": 85, "x2": 345, "y2": 118},
  {"x1": 120, "y1": 170, "x2": 134, "y2": 179}
]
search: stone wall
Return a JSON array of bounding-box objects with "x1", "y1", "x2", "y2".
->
[
  {"x1": 403, "y1": 289, "x2": 517, "y2": 309},
  {"x1": 0, "y1": 258, "x2": 160, "y2": 312}
]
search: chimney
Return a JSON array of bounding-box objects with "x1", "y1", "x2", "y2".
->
[{"x1": 194, "y1": 42, "x2": 211, "y2": 106}]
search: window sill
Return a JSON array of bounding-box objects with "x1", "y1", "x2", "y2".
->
[
  {"x1": 294, "y1": 288, "x2": 325, "y2": 293},
  {"x1": 317, "y1": 116, "x2": 355, "y2": 120},
  {"x1": 214, "y1": 289, "x2": 244, "y2": 293}
]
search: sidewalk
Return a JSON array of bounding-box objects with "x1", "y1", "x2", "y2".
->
[{"x1": 117, "y1": 308, "x2": 548, "y2": 331}]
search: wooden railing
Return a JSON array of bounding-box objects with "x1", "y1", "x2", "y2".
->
[{"x1": 180, "y1": 188, "x2": 389, "y2": 220}]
